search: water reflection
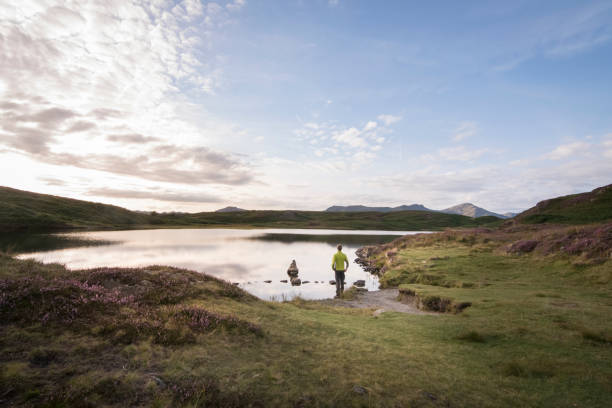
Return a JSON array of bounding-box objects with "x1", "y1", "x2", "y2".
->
[
  {"x1": 14, "y1": 229, "x2": 421, "y2": 300},
  {"x1": 250, "y1": 233, "x2": 400, "y2": 246},
  {"x1": 0, "y1": 232, "x2": 113, "y2": 254}
]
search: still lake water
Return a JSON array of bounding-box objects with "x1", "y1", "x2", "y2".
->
[{"x1": 15, "y1": 229, "x2": 423, "y2": 300}]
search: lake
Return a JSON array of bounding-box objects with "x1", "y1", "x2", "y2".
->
[{"x1": 13, "y1": 229, "x2": 424, "y2": 300}]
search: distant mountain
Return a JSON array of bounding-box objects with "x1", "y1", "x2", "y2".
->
[
  {"x1": 325, "y1": 204, "x2": 434, "y2": 213},
  {"x1": 514, "y1": 184, "x2": 612, "y2": 225},
  {"x1": 503, "y1": 212, "x2": 518, "y2": 219},
  {"x1": 441, "y1": 203, "x2": 506, "y2": 219},
  {"x1": 215, "y1": 206, "x2": 247, "y2": 213}
]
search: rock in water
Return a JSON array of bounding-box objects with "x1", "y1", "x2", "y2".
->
[
  {"x1": 353, "y1": 280, "x2": 366, "y2": 287},
  {"x1": 264, "y1": 280, "x2": 272, "y2": 283},
  {"x1": 290, "y1": 277, "x2": 301, "y2": 286},
  {"x1": 287, "y1": 259, "x2": 299, "y2": 277},
  {"x1": 302, "y1": 280, "x2": 310, "y2": 284},
  {"x1": 280, "y1": 279, "x2": 288, "y2": 283},
  {"x1": 329, "y1": 280, "x2": 336, "y2": 285}
]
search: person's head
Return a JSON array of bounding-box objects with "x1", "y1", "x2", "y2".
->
[{"x1": 337, "y1": 244, "x2": 342, "y2": 251}]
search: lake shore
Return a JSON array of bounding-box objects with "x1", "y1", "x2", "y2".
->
[{"x1": 1, "y1": 222, "x2": 610, "y2": 407}]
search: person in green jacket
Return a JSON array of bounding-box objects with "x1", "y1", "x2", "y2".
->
[{"x1": 332, "y1": 244, "x2": 349, "y2": 296}]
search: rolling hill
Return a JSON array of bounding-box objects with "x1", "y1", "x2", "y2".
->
[
  {"x1": 0, "y1": 187, "x2": 495, "y2": 232},
  {"x1": 514, "y1": 183, "x2": 612, "y2": 225}
]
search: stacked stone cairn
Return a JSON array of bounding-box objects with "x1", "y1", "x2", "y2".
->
[{"x1": 287, "y1": 260, "x2": 301, "y2": 286}]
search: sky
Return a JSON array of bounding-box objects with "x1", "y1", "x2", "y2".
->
[{"x1": 1, "y1": 0, "x2": 611, "y2": 214}]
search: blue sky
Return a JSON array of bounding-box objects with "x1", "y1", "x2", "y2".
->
[{"x1": 1, "y1": 0, "x2": 611, "y2": 213}]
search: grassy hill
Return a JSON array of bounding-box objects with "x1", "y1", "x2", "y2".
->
[
  {"x1": 0, "y1": 187, "x2": 152, "y2": 232},
  {"x1": 515, "y1": 184, "x2": 612, "y2": 225},
  {"x1": 0, "y1": 186, "x2": 496, "y2": 232}
]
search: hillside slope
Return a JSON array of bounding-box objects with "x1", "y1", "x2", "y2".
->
[
  {"x1": 515, "y1": 184, "x2": 612, "y2": 224},
  {"x1": 0, "y1": 187, "x2": 151, "y2": 232},
  {"x1": 0, "y1": 187, "x2": 493, "y2": 232}
]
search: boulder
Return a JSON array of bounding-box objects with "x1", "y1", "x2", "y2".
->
[
  {"x1": 353, "y1": 280, "x2": 366, "y2": 287},
  {"x1": 287, "y1": 260, "x2": 299, "y2": 277},
  {"x1": 280, "y1": 279, "x2": 288, "y2": 283},
  {"x1": 232, "y1": 282, "x2": 239, "y2": 286},
  {"x1": 302, "y1": 280, "x2": 310, "y2": 284},
  {"x1": 264, "y1": 280, "x2": 272, "y2": 283},
  {"x1": 329, "y1": 280, "x2": 336, "y2": 285}
]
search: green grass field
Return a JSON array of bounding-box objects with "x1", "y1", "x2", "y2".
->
[{"x1": 1, "y1": 222, "x2": 610, "y2": 407}]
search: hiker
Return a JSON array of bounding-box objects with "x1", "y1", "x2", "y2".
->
[{"x1": 332, "y1": 244, "x2": 349, "y2": 296}]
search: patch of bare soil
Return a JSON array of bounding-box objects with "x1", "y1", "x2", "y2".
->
[{"x1": 320, "y1": 288, "x2": 432, "y2": 315}]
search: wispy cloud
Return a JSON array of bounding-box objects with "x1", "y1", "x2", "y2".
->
[
  {"x1": 452, "y1": 121, "x2": 478, "y2": 142},
  {"x1": 87, "y1": 188, "x2": 222, "y2": 204},
  {"x1": 377, "y1": 114, "x2": 402, "y2": 126},
  {"x1": 544, "y1": 141, "x2": 591, "y2": 160}
]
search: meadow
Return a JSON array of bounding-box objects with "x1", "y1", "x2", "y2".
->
[{"x1": 1, "y1": 221, "x2": 610, "y2": 407}]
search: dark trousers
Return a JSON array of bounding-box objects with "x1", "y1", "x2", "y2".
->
[{"x1": 335, "y1": 270, "x2": 345, "y2": 295}]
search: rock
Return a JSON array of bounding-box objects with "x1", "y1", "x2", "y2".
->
[
  {"x1": 287, "y1": 259, "x2": 299, "y2": 277},
  {"x1": 149, "y1": 375, "x2": 166, "y2": 388},
  {"x1": 329, "y1": 280, "x2": 336, "y2": 285},
  {"x1": 280, "y1": 279, "x2": 288, "y2": 283},
  {"x1": 290, "y1": 277, "x2": 301, "y2": 286},
  {"x1": 232, "y1": 282, "x2": 239, "y2": 286},
  {"x1": 264, "y1": 280, "x2": 272, "y2": 283},
  {"x1": 352, "y1": 385, "x2": 368, "y2": 395},
  {"x1": 422, "y1": 391, "x2": 437, "y2": 401},
  {"x1": 356, "y1": 287, "x2": 368, "y2": 292},
  {"x1": 373, "y1": 308, "x2": 385, "y2": 317},
  {"x1": 353, "y1": 280, "x2": 366, "y2": 287},
  {"x1": 302, "y1": 280, "x2": 310, "y2": 284}
]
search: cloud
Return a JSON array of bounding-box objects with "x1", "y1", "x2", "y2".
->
[
  {"x1": 106, "y1": 134, "x2": 161, "y2": 144},
  {"x1": 86, "y1": 187, "x2": 222, "y2": 203},
  {"x1": 67, "y1": 121, "x2": 96, "y2": 133},
  {"x1": 227, "y1": 0, "x2": 246, "y2": 12},
  {"x1": 39, "y1": 177, "x2": 65, "y2": 186},
  {"x1": 544, "y1": 141, "x2": 591, "y2": 160},
  {"x1": 293, "y1": 116, "x2": 396, "y2": 168},
  {"x1": 492, "y1": 2, "x2": 612, "y2": 71},
  {"x1": 437, "y1": 146, "x2": 488, "y2": 161},
  {"x1": 0, "y1": 0, "x2": 252, "y2": 188},
  {"x1": 452, "y1": 121, "x2": 478, "y2": 142},
  {"x1": 377, "y1": 114, "x2": 402, "y2": 126}
]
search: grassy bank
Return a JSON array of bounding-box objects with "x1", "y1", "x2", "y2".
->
[
  {"x1": 1, "y1": 222, "x2": 611, "y2": 407},
  {"x1": 0, "y1": 186, "x2": 497, "y2": 232}
]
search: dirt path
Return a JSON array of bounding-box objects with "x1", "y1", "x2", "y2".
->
[{"x1": 320, "y1": 288, "x2": 431, "y2": 315}]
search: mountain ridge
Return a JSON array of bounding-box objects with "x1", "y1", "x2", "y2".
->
[
  {"x1": 325, "y1": 204, "x2": 433, "y2": 213},
  {"x1": 326, "y1": 203, "x2": 514, "y2": 219}
]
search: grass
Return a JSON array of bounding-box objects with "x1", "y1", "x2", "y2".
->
[
  {"x1": 1, "y1": 220, "x2": 612, "y2": 407},
  {"x1": 514, "y1": 183, "x2": 612, "y2": 225},
  {"x1": 1, "y1": 186, "x2": 499, "y2": 232}
]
